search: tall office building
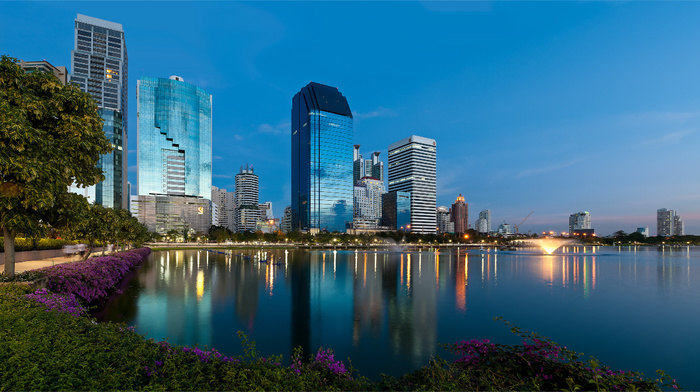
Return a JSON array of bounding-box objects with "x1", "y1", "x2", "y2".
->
[
  {"x1": 135, "y1": 75, "x2": 212, "y2": 235},
  {"x1": 69, "y1": 14, "x2": 128, "y2": 209},
  {"x1": 569, "y1": 211, "x2": 593, "y2": 236},
  {"x1": 450, "y1": 194, "x2": 469, "y2": 233},
  {"x1": 657, "y1": 208, "x2": 683, "y2": 236},
  {"x1": 387, "y1": 135, "x2": 437, "y2": 234},
  {"x1": 382, "y1": 191, "x2": 411, "y2": 230},
  {"x1": 281, "y1": 206, "x2": 293, "y2": 234},
  {"x1": 475, "y1": 209, "x2": 491, "y2": 234},
  {"x1": 235, "y1": 164, "x2": 259, "y2": 232},
  {"x1": 353, "y1": 146, "x2": 384, "y2": 183},
  {"x1": 291, "y1": 82, "x2": 353, "y2": 232}
]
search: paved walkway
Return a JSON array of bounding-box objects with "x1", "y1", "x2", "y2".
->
[{"x1": 9, "y1": 251, "x2": 116, "y2": 274}]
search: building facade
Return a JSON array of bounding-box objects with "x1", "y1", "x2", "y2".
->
[
  {"x1": 382, "y1": 191, "x2": 411, "y2": 230},
  {"x1": 353, "y1": 145, "x2": 384, "y2": 183},
  {"x1": 211, "y1": 186, "x2": 235, "y2": 232},
  {"x1": 68, "y1": 14, "x2": 128, "y2": 209},
  {"x1": 281, "y1": 205, "x2": 292, "y2": 234},
  {"x1": 475, "y1": 209, "x2": 491, "y2": 234},
  {"x1": 291, "y1": 82, "x2": 354, "y2": 232},
  {"x1": 657, "y1": 208, "x2": 684, "y2": 236},
  {"x1": 450, "y1": 194, "x2": 469, "y2": 233},
  {"x1": 135, "y1": 75, "x2": 212, "y2": 235},
  {"x1": 353, "y1": 177, "x2": 385, "y2": 229},
  {"x1": 234, "y1": 164, "x2": 259, "y2": 232},
  {"x1": 437, "y1": 206, "x2": 454, "y2": 234},
  {"x1": 20, "y1": 59, "x2": 67, "y2": 84},
  {"x1": 387, "y1": 135, "x2": 437, "y2": 234},
  {"x1": 568, "y1": 211, "x2": 592, "y2": 236}
]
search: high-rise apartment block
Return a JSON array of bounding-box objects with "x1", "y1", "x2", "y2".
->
[
  {"x1": 569, "y1": 211, "x2": 593, "y2": 236},
  {"x1": 291, "y1": 82, "x2": 353, "y2": 232},
  {"x1": 657, "y1": 208, "x2": 684, "y2": 236},
  {"x1": 387, "y1": 135, "x2": 437, "y2": 234},
  {"x1": 450, "y1": 194, "x2": 469, "y2": 233},
  {"x1": 69, "y1": 14, "x2": 128, "y2": 209},
  {"x1": 211, "y1": 186, "x2": 235, "y2": 232},
  {"x1": 437, "y1": 206, "x2": 454, "y2": 234},
  {"x1": 281, "y1": 206, "x2": 292, "y2": 234},
  {"x1": 353, "y1": 177, "x2": 385, "y2": 229},
  {"x1": 475, "y1": 209, "x2": 491, "y2": 234},
  {"x1": 20, "y1": 59, "x2": 67, "y2": 84},
  {"x1": 135, "y1": 75, "x2": 212, "y2": 235}
]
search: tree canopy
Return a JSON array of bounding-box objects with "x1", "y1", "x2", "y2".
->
[{"x1": 0, "y1": 55, "x2": 112, "y2": 276}]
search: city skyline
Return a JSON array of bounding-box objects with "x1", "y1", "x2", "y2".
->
[{"x1": 3, "y1": 2, "x2": 700, "y2": 235}]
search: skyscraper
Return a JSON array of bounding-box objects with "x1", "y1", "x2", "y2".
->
[
  {"x1": 353, "y1": 145, "x2": 384, "y2": 183},
  {"x1": 387, "y1": 135, "x2": 437, "y2": 234},
  {"x1": 135, "y1": 75, "x2": 212, "y2": 235},
  {"x1": 450, "y1": 194, "x2": 468, "y2": 233},
  {"x1": 475, "y1": 209, "x2": 491, "y2": 234},
  {"x1": 353, "y1": 177, "x2": 385, "y2": 229},
  {"x1": 291, "y1": 82, "x2": 353, "y2": 232},
  {"x1": 382, "y1": 191, "x2": 411, "y2": 230},
  {"x1": 235, "y1": 164, "x2": 259, "y2": 232},
  {"x1": 69, "y1": 14, "x2": 128, "y2": 209},
  {"x1": 211, "y1": 186, "x2": 235, "y2": 232},
  {"x1": 437, "y1": 206, "x2": 454, "y2": 233},
  {"x1": 657, "y1": 208, "x2": 683, "y2": 236}
]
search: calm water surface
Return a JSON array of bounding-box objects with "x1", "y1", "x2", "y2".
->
[{"x1": 99, "y1": 246, "x2": 700, "y2": 387}]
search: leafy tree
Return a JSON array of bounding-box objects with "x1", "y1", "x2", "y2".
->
[{"x1": 0, "y1": 56, "x2": 112, "y2": 276}]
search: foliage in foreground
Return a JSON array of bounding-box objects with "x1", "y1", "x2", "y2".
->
[{"x1": 0, "y1": 247, "x2": 680, "y2": 390}]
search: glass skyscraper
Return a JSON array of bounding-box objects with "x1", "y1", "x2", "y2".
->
[
  {"x1": 69, "y1": 14, "x2": 128, "y2": 209},
  {"x1": 137, "y1": 76, "x2": 212, "y2": 199},
  {"x1": 291, "y1": 82, "x2": 353, "y2": 232},
  {"x1": 135, "y1": 76, "x2": 212, "y2": 235}
]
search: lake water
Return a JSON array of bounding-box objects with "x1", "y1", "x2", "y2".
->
[{"x1": 99, "y1": 246, "x2": 700, "y2": 387}]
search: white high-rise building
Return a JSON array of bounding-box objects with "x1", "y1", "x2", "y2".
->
[
  {"x1": 69, "y1": 14, "x2": 128, "y2": 209},
  {"x1": 436, "y1": 206, "x2": 454, "y2": 233},
  {"x1": 353, "y1": 177, "x2": 385, "y2": 229},
  {"x1": 387, "y1": 135, "x2": 437, "y2": 234},
  {"x1": 475, "y1": 209, "x2": 491, "y2": 234},
  {"x1": 568, "y1": 211, "x2": 591, "y2": 235},
  {"x1": 235, "y1": 164, "x2": 259, "y2": 232}
]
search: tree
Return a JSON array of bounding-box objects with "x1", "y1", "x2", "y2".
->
[{"x1": 1, "y1": 56, "x2": 112, "y2": 276}]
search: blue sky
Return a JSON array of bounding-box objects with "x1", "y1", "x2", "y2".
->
[{"x1": 2, "y1": 1, "x2": 699, "y2": 236}]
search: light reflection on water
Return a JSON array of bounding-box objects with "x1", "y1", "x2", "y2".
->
[{"x1": 98, "y1": 246, "x2": 700, "y2": 387}]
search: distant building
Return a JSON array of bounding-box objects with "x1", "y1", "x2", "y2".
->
[
  {"x1": 212, "y1": 186, "x2": 235, "y2": 231},
  {"x1": 657, "y1": 208, "x2": 683, "y2": 236},
  {"x1": 382, "y1": 191, "x2": 411, "y2": 230},
  {"x1": 497, "y1": 223, "x2": 512, "y2": 236},
  {"x1": 291, "y1": 82, "x2": 353, "y2": 232},
  {"x1": 353, "y1": 146, "x2": 385, "y2": 184},
  {"x1": 475, "y1": 209, "x2": 491, "y2": 234},
  {"x1": 281, "y1": 205, "x2": 292, "y2": 234},
  {"x1": 20, "y1": 59, "x2": 67, "y2": 84},
  {"x1": 388, "y1": 135, "x2": 437, "y2": 234},
  {"x1": 450, "y1": 194, "x2": 468, "y2": 233},
  {"x1": 437, "y1": 206, "x2": 454, "y2": 234},
  {"x1": 569, "y1": 211, "x2": 592, "y2": 236},
  {"x1": 636, "y1": 227, "x2": 650, "y2": 237},
  {"x1": 353, "y1": 177, "x2": 385, "y2": 229},
  {"x1": 259, "y1": 202, "x2": 274, "y2": 220},
  {"x1": 235, "y1": 164, "x2": 259, "y2": 232}
]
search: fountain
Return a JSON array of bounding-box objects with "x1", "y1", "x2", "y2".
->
[
  {"x1": 371, "y1": 236, "x2": 407, "y2": 252},
  {"x1": 516, "y1": 238, "x2": 581, "y2": 254}
]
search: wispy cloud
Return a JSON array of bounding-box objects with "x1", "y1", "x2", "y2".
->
[
  {"x1": 213, "y1": 174, "x2": 233, "y2": 179},
  {"x1": 213, "y1": 156, "x2": 223, "y2": 160},
  {"x1": 257, "y1": 120, "x2": 290, "y2": 135},
  {"x1": 128, "y1": 165, "x2": 137, "y2": 173},
  {"x1": 620, "y1": 110, "x2": 700, "y2": 124},
  {"x1": 634, "y1": 129, "x2": 696, "y2": 147},
  {"x1": 233, "y1": 134, "x2": 244, "y2": 141},
  {"x1": 353, "y1": 107, "x2": 397, "y2": 120},
  {"x1": 516, "y1": 158, "x2": 587, "y2": 178}
]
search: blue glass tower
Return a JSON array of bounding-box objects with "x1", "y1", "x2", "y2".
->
[
  {"x1": 291, "y1": 82, "x2": 353, "y2": 232},
  {"x1": 137, "y1": 76, "x2": 212, "y2": 199}
]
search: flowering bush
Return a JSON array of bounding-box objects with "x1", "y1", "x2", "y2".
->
[
  {"x1": 25, "y1": 288, "x2": 85, "y2": 316},
  {"x1": 34, "y1": 248, "x2": 150, "y2": 304}
]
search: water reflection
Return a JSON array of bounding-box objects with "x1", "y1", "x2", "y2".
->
[{"x1": 98, "y1": 247, "x2": 700, "y2": 387}]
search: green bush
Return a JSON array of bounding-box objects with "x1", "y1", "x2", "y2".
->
[{"x1": 0, "y1": 237, "x2": 76, "y2": 253}]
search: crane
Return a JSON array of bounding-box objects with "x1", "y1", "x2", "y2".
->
[{"x1": 514, "y1": 211, "x2": 534, "y2": 235}]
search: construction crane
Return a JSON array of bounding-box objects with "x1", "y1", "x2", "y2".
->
[{"x1": 514, "y1": 211, "x2": 534, "y2": 235}]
